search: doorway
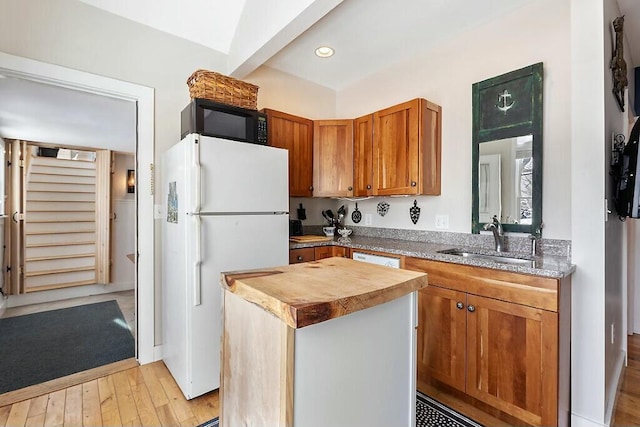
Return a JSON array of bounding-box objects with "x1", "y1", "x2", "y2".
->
[{"x1": 0, "y1": 52, "x2": 156, "y2": 365}]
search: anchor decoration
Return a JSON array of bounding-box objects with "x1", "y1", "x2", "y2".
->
[
  {"x1": 377, "y1": 201, "x2": 390, "y2": 216},
  {"x1": 351, "y1": 203, "x2": 362, "y2": 223},
  {"x1": 409, "y1": 200, "x2": 421, "y2": 224},
  {"x1": 496, "y1": 89, "x2": 515, "y2": 114}
]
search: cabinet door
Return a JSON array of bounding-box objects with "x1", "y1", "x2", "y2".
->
[
  {"x1": 289, "y1": 248, "x2": 315, "y2": 264},
  {"x1": 314, "y1": 246, "x2": 333, "y2": 260},
  {"x1": 264, "y1": 109, "x2": 314, "y2": 197},
  {"x1": 373, "y1": 99, "x2": 441, "y2": 196},
  {"x1": 353, "y1": 114, "x2": 374, "y2": 196},
  {"x1": 417, "y1": 285, "x2": 466, "y2": 393},
  {"x1": 313, "y1": 120, "x2": 354, "y2": 197},
  {"x1": 331, "y1": 246, "x2": 350, "y2": 258},
  {"x1": 466, "y1": 294, "x2": 558, "y2": 427},
  {"x1": 373, "y1": 99, "x2": 420, "y2": 195}
]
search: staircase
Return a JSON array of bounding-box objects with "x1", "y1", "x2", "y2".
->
[{"x1": 23, "y1": 154, "x2": 98, "y2": 292}]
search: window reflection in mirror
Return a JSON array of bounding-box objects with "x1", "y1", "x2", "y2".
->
[{"x1": 479, "y1": 135, "x2": 533, "y2": 225}]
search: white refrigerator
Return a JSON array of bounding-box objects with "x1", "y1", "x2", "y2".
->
[{"x1": 162, "y1": 133, "x2": 289, "y2": 399}]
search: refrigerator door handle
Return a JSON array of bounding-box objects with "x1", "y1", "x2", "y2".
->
[
  {"x1": 192, "y1": 137, "x2": 202, "y2": 306},
  {"x1": 193, "y1": 214, "x2": 202, "y2": 306}
]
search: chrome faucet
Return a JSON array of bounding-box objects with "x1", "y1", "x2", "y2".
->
[{"x1": 483, "y1": 215, "x2": 504, "y2": 252}]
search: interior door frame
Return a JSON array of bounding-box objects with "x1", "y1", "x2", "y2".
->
[{"x1": 0, "y1": 52, "x2": 157, "y2": 364}]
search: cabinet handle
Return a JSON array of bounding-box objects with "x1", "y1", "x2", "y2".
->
[
  {"x1": 456, "y1": 302, "x2": 464, "y2": 310},
  {"x1": 297, "y1": 256, "x2": 303, "y2": 261},
  {"x1": 309, "y1": 186, "x2": 314, "y2": 191},
  {"x1": 411, "y1": 181, "x2": 417, "y2": 187},
  {"x1": 467, "y1": 304, "x2": 476, "y2": 313},
  {"x1": 367, "y1": 185, "x2": 372, "y2": 190},
  {"x1": 348, "y1": 186, "x2": 353, "y2": 191}
]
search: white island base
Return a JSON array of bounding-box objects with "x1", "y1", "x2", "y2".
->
[{"x1": 222, "y1": 290, "x2": 417, "y2": 427}]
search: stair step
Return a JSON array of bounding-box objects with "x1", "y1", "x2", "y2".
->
[{"x1": 24, "y1": 266, "x2": 95, "y2": 277}]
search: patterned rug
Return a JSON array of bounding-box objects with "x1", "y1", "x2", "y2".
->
[
  {"x1": 416, "y1": 391, "x2": 483, "y2": 427},
  {"x1": 198, "y1": 392, "x2": 482, "y2": 427}
]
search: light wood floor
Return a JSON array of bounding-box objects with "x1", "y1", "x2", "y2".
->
[
  {"x1": 0, "y1": 361, "x2": 220, "y2": 427},
  {"x1": 612, "y1": 333, "x2": 640, "y2": 426}
]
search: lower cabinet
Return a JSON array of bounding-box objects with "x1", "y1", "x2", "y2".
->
[
  {"x1": 406, "y1": 257, "x2": 571, "y2": 427},
  {"x1": 289, "y1": 246, "x2": 350, "y2": 264}
]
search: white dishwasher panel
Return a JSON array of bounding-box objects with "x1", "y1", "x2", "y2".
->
[{"x1": 352, "y1": 251, "x2": 401, "y2": 268}]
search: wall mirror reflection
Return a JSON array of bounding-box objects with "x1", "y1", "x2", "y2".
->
[{"x1": 472, "y1": 63, "x2": 543, "y2": 235}]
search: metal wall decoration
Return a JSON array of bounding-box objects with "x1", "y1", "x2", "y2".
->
[
  {"x1": 377, "y1": 201, "x2": 390, "y2": 216},
  {"x1": 409, "y1": 200, "x2": 420, "y2": 224},
  {"x1": 611, "y1": 16, "x2": 628, "y2": 112},
  {"x1": 352, "y1": 203, "x2": 362, "y2": 223}
]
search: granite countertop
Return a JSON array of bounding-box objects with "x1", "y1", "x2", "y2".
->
[
  {"x1": 221, "y1": 257, "x2": 427, "y2": 328},
  {"x1": 290, "y1": 235, "x2": 575, "y2": 279}
]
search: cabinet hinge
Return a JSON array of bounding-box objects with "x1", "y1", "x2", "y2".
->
[{"x1": 19, "y1": 159, "x2": 25, "y2": 168}]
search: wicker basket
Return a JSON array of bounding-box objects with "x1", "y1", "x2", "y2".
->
[{"x1": 186, "y1": 69, "x2": 259, "y2": 110}]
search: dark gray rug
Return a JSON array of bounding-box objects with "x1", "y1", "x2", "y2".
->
[
  {"x1": 0, "y1": 300, "x2": 135, "y2": 394},
  {"x1": 197, "y1": 392, "x2": 482, "y2": 427}
]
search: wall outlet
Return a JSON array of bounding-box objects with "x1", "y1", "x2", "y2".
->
[
  {"x1": 364, "y1": 213, "x2": 372, "y2": 226},
  {"x1": 435, "y1": 215, "x2": 449, "y2": 229}
]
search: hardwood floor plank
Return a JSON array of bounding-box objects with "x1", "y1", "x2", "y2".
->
[
  {"x1": 613, "y1": 334, "x2": 640, "y2": 426},
  {"x1": 180, "y1": 416, "x2": 199, "y2": 427},
  {"x1": 97, "y1": 376, "x2": 122, "y2": 427},
  {"x1": 131, "y1": 383, "x2": 161, "y2": 427},
  {"x1": 189, "y1": 391, "x2": 220, "y2": 424},
  {"x1": 138, "y1": 363, "x2": 169, "y2": 408},
  {"x1": 158, "y1": 374, "x2": 197, "y2": 424},
  {"x1": 27, "y1": 395, "x2": 49, "y2": 419},
  {"x1": 0, "y1": 358, "x2": 139, "y2": 408},
  {"x1": 81, "y1": 380, "x2": 102, "y2": 427},
  {"x1": 62, "y1": 384, "x2": 82, "y2": 427},
  {"x1": 0, "y1": 405, "x2": 12, "y2": 427},
  {"x1": 25, "y1": 412, "x2": 46, "y2": 427},
  {"x1": 155, "y1": 404, "x2": 180, "y2": 427},
  {"x1": 43, "y1": 389, "x2": 65, "y2": 427},
  {"x1": 111, "y1": 371, "x2": 139, "y2": 426},
  {"x1": 6, "y1": 400, "x2": 31, "y2": 427},
  {"x1": 126, "y1": 367, "x2": 144, "y2": 388}
]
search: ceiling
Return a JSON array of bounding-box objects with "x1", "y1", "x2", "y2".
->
[{"x1": 0, "y1": 0, "x2": 638, "y2": 148}]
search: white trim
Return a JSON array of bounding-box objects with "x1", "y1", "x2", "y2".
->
[
  {"x1": 0, "y1": 52, "x2": 157, "y2": 364},
  {"x1": 604, "y1": 350, "x2": 627, "y2": 426},
  {"x1": 570, "y1": 414, "x2": 606, "y2": 427},
  {"x1": 6, "y1": 282, "x2": 134, "y2": 308}
]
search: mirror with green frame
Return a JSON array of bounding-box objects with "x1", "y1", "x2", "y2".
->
[{"x1": 472, "y1": 63, "x2": 543, "y2": 235}]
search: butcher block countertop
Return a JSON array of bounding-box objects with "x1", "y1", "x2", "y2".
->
[{"x1": 221, "y1": 256, "x2": 427, "y2": 329}]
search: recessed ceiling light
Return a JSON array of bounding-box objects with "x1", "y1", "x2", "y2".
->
[{"x1": 315, "y1": 46, "x2": 335, "y2": 58}]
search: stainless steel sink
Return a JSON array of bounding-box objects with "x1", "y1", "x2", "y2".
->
[{"x1": 437, "y1": 248, "x2": 536, "y2": 267}]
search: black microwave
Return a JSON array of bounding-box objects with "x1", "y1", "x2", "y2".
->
[{"x1": 181, "y1": 98, "x2": 268, "y2": 145}]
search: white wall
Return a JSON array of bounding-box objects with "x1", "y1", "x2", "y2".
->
[
  {"x1": 603, "y1": 0, "x2": 629, "y2": 423},
  {"x1": 330, "y1": 0, "x2": 571, "y2": 239},
  {"x1": 112, "y1": 153, "x2": 135, "y2": 290},
  {"x1": 571, "y1": 0, "x2": 607, "y2": 425}
]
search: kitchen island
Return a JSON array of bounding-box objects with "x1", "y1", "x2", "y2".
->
[{"x1": 219, "y1": 256, "x2": 427, "y2": 427}]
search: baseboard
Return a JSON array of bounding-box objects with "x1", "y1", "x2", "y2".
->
[
  {"x1": 7, "y1": 282, "x2": 134, "y2": 308},
  {"x1": 153, "y1": 344, "x2": 163, "y2": 362},
  {"x1": 0, "y1": 294, "x2": 7, "y2": 317},
  {"x1": 570, "y1": 413, "x2": 607, "y2": 427},
  {"x1": 604, "y1": 349, "x2": 627, "y2": 426}
]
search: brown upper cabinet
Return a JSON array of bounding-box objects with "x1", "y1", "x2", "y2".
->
[
  {"x1": 373, "y1": 98, "x2": 441, "y2": 196},
  {"x1": 313, "y1": 120, "x2": 354, "y2": 197},
  {"x1": 265, "y1": 98, "x2": 441, "y2": 198},
  {"x1": 353, "y1": 114, "x2": 374, "y2": 196},
  {"x1": 263, "y1": 109, "x2": 314, "y2": 197}
]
